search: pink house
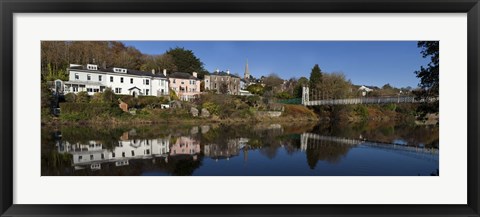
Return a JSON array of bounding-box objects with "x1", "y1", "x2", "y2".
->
[
  {"x1": 169, "y1": 136, "x2": 201, "y2": 156},
  {"x1": 168, "y1": 72, "x2": 201, "y2": 101}
]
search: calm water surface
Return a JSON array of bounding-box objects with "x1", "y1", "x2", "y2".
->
[{"x1": 41, "y1": 122, "x2": 439, "y2": 176}]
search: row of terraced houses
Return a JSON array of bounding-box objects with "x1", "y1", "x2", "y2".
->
[{"x1": 54, "y1": 62, "x2": 253, "y2": 101}]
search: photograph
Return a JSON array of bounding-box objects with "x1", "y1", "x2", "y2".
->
[{"x1": 40, "y1": 41, "x2": 439, "y2": 176}]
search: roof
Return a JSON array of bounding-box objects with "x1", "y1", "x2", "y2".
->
[
  {"x1": 207, "y1": 71, "x2": 240, "y2": 78},
  {"x1": 100, "y1": 67, "x2": 167, "y2": 78},
  {"x1": 168, "y1": 72, "x2": 198, "y2": 80},
  {"x1": 128, "y1": 86, "x2": 141, "y2": 90}
]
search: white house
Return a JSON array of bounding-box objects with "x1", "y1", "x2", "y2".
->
[
  {"x1": 358, "y1": 85, "x2": 378, "y2": 96},
  {"x1": 63, "y1": 64, "x2": 169, "y2": 97}
]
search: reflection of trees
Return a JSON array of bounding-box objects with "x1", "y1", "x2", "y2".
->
[
  {"x1": 312, "y1": 121, "x2": 439, "y2": 148},
  {"x1": 162, "y1": 155, "x2": 203, "y2": 176},
  {"x1": 305, "y1": 141, "x2": 352, "y2": 169},
  {"x1": 41, "y1": 151, "x2": 73, "y2": 175}
]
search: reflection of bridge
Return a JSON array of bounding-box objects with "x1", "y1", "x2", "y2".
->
[
  {"x1": 300, "y1": 133, "x2": 439, "y2": 162},
  {"x1": 301, "y1": 86, "x2": 437, "y2": 106}
]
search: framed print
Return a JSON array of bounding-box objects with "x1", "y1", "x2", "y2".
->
[{"x1": 1, "y1": 0, "x2": 479, "y2": 216}]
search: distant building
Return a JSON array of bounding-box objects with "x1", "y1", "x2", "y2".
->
[
  {"x1": 64, "y1": 64, "x2": 169, "y2": 97},
  {"x1": 358, "y1": 85, "x2": 379, "y2": 96},
  {"x1": 244, "y1": 59, "x2": 250, "y2": 81},
  {"x1": 204, "y1": 69, "x2": 240, "y2": 95},
  {"x1": 168, "y1": 71, "x2": 201, "y2": 101}
]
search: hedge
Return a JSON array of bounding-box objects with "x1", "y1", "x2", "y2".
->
[{"x1": 59, "y1": 102, "x2": 123, "y2": 120}]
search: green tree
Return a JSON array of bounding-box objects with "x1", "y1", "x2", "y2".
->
[
  {"x1": 41, "y1": 83, "x2": 53, "y2": 114},
  {"x1": 166, "y1": 47, "x2": 207, "y2": 79},
  {"x1": 309, "y1": 64, "x2": 323, "y2": 90},
  {"x1": 44, "y1": 63, "x2": 69, "y2": 81},
  {"x1": 246, "y1": 83, "x2": 265, "y2": 95},
  {"x1": 293, "y1": 77, "x2": 309, "y2": 98},
  {"x1": 415, "y1": 41, "x2": 439, "y2": 114}
]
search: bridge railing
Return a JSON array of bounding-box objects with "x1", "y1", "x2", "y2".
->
[{"x1": 304, "y1": 96, "x2": 438, "y2": 106}]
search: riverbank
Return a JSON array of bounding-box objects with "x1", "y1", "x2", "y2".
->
[
  {"x1": 41, "y1": 104, "x2": 320, "y2": 127},
  {"x1": 42, "y1": 103, "x2": 438, "y2": 127}
]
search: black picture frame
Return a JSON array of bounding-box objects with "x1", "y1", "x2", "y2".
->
[{"x1": 1, "y1": 0, "x2": 479, "y2": 216}]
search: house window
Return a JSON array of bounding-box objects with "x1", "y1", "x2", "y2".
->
[
  {"x1": 131, "y1": 150, "x2": 135, "y2": 156},
  {"x1": 146, "y1": 149, "x2": 150, "y2": 155},
  {"x1": 120, "y1": 77, "x2": 124, "y2": 83},
  {"x1": 173, "y1": 79, "x2": 176, "y2": 84},
  {"x1": 122, "y1": 152, "x2": 125, "y2": 157},
  {"x1": 115, "y1": 88, "x2": 122, "y2": 94},
  {"x1": 73, "y1": 86, "x2": 78, "y2": 92},
  {"x1": 130, "y1": 78, "x2": 133, "y2": 84},
  {"x1": 181, "y1": 81, "x2": 184, "y2": 85},
  {"x1": 78, "y1": 156, "x2": 82, "y2": 160},
  {"x1": 87, "y1": 88, "x2": 92, "y2": 92},
  {"x1": 101, "y1": 153, "x2": 104, "y2": 159},
  {"x1": 87, "y1": 74, "x2": 91, "y2": 81},
  {"x1": 145, "y1": 80, "x2": 149, "y2": 85},
  {"x1": 90, "y1": 155, "x2": 94, "y2": 160},
  {"x1": 98, "y1": 75, "x2": 102, "y2": 81},
  {"x1": 145, "y1": 89, "x2": 149, "y2": 95},
  {"x1": 110, "y1": 76, "x2": 113, "y2": 82},
  {"x1": 112, "y1": 152, "x2": 115, "y2": 158},
  {"x1": 75, "y1": 73, "x2": 79, "y2": 80}
]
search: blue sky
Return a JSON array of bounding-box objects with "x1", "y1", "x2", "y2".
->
[{"x1": 122, "y1": 41, "x2": 429, "y2": 88}]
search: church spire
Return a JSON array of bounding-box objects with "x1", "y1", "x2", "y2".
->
[{"x1": 244, "y1": 59, "x2": 250, "y2": 80}]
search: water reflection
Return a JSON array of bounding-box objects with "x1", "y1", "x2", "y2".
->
[{"x1": 42, "y1": 122, "x2": 439, "y2": 176}]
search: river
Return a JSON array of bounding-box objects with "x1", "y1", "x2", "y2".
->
[{"x1": 41, "y1": 121, "x2": 439, "y2": 176}]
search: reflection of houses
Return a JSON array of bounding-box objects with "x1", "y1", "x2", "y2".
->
[
  {"x1": 169, "y1": 136, "x2": 201, "y2": 156},
  {"x1": 168, "y1": 71, "x2": 201, "y2": 101},
  {"x1": 56, "y1": 136, "x2": 170, "y2": 170},
  {"x1": 203, "y1": 138, "x2": 249, "y2": 160},
  {"x1": 62, "y1": 64, "x2": 169, "y2": 96}
]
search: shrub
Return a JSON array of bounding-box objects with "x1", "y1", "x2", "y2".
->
[
  {"x1": 384, "y1": 103, "x2": 397, "y2": 111},
  {"x1": 354, "y1": 105, "x2": 369, "y2": 119},
  {"x1": 76, "y1": 91, "x2": 90, "y2": 103},
  {"x1": 202, "y1": 102, "x2": 220, "y2": 115},
  {"x1": 64, "y1": 93, "x2": 76, "y2": 103},
  {"x1": 59, "y1": 102, "x2": 123, "y2": 120}
]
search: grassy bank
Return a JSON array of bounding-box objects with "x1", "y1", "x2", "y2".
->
[{"x1": 42, "y1": 102, "x2": 319, "y2": 126}]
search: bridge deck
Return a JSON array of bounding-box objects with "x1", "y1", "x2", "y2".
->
[{"x1": 303, "y1": 96, "x2": 436, "y2": 106}]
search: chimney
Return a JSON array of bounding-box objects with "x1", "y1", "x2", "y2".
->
[
  {"x1": 226, "y1": 69, "x2": 230, "y2": 75},
  {"x1": 192, "y1": 72, "x2": 198, "y2": 78},
  {"x1": 151, "y1": 69, "x2": 155, "y2": 75},
  {"x1": 163, "y1": 69, "x2": 167, "y2": 76}
]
